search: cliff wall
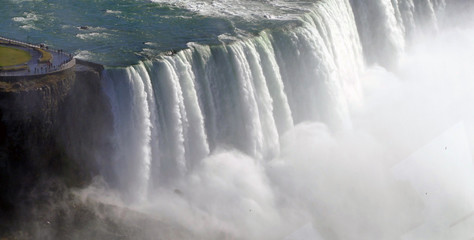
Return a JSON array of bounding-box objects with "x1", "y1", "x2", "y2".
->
[{"x1": 0, "y1": 62, "x2": 114, "y2": 234}]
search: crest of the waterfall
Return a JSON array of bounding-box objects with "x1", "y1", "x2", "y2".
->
[{"x1": 269, "y1": 0, "x2": 364, "y2": 128}]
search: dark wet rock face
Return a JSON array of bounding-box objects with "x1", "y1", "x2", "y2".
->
[
  {"x1": 0, "y1": 63, "x2": 192, "y2": 240},
  {"x1": 0, "y1": 63, "x2": 115, "y2": 237},
  {"x1": 2, "y1": 179, "x2": 194, "y2": 240}
]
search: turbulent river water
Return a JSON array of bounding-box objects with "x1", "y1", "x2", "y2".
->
[{"x1": 3, "y1": 0, "x2": 474, "y2": 239}]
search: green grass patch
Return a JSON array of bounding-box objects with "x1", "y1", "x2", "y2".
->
[
  {"x1": 0, "y1": 65, "x2": 27, "y2": 71},
  {"x1": 37, "y1": 48, "x2": 52, "y2": 63},
  {"x1": 0, "y1": 46, "x2": 32, "y2": 67}
]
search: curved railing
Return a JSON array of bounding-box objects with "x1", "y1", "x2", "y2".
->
[{"x1": 0, "y1": 36, "x2": 75, "y2": 77}]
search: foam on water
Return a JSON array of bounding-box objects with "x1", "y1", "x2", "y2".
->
[
  {"x1": 74, "y1": 50, "x2": 93, "y2": 60},
  {"x1": 12, "y1": 12, "x2": 40, "y2": 30},
  {"x1": 150, "y1": 0, "x2": 311, "y2": 20},
  {"x1": 105, "y1": 9, "x2": 122, "y2": 15},
  {"x1": 76, "y1": 32, "x2": 111, "y2": 40}
]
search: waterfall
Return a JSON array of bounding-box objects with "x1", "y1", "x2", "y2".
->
[
  {"x1": 103, "y1": 64, "x2": 155, "y2": 202},
  {"x1": 351, "y1": 0, "x2": 446, "y2": 68},
  {"x1": 102, "y1": 0, "x2": 447, "y2": 202}
]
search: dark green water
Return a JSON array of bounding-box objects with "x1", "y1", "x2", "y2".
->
[{"x1": 1, "y1": 0, "x2": 307, "y2": 66}]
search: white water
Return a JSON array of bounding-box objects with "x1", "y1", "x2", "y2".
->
[
  {"x1": 351, "y1": 0, "x2": 446, "y2": 67},
  {"x1": 105, "y1": 0, "x2": 366, "y2": 197},
  {"x1": 95, "y1": 0, "x2": 474, "y2": 238}
]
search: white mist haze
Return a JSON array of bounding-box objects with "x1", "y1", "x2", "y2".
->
[{"x1": 75, "y1": 4, "x2": 474, "y2": 240}]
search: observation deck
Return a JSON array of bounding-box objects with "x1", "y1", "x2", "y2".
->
[{"x1": 0, "y1": 36, "x2": 75, "y2": 78}]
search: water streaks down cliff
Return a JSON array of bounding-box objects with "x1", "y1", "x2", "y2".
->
[
  {"x1": 72, "y1": 0, "x2": 474, "y2": 239},
  {"x1": 103, "y1": 0, "x2": 451, "y2": 202},
  {"x1": 2, "y1": 0, "x2": 473, "y2": 238},
  {"x1": 103, "y1": 0, "x2": 363, "y2": 199}
]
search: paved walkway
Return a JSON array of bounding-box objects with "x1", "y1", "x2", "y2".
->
[{"x1": 0, "y1": 37, "x2": 75, "y2": 77}]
